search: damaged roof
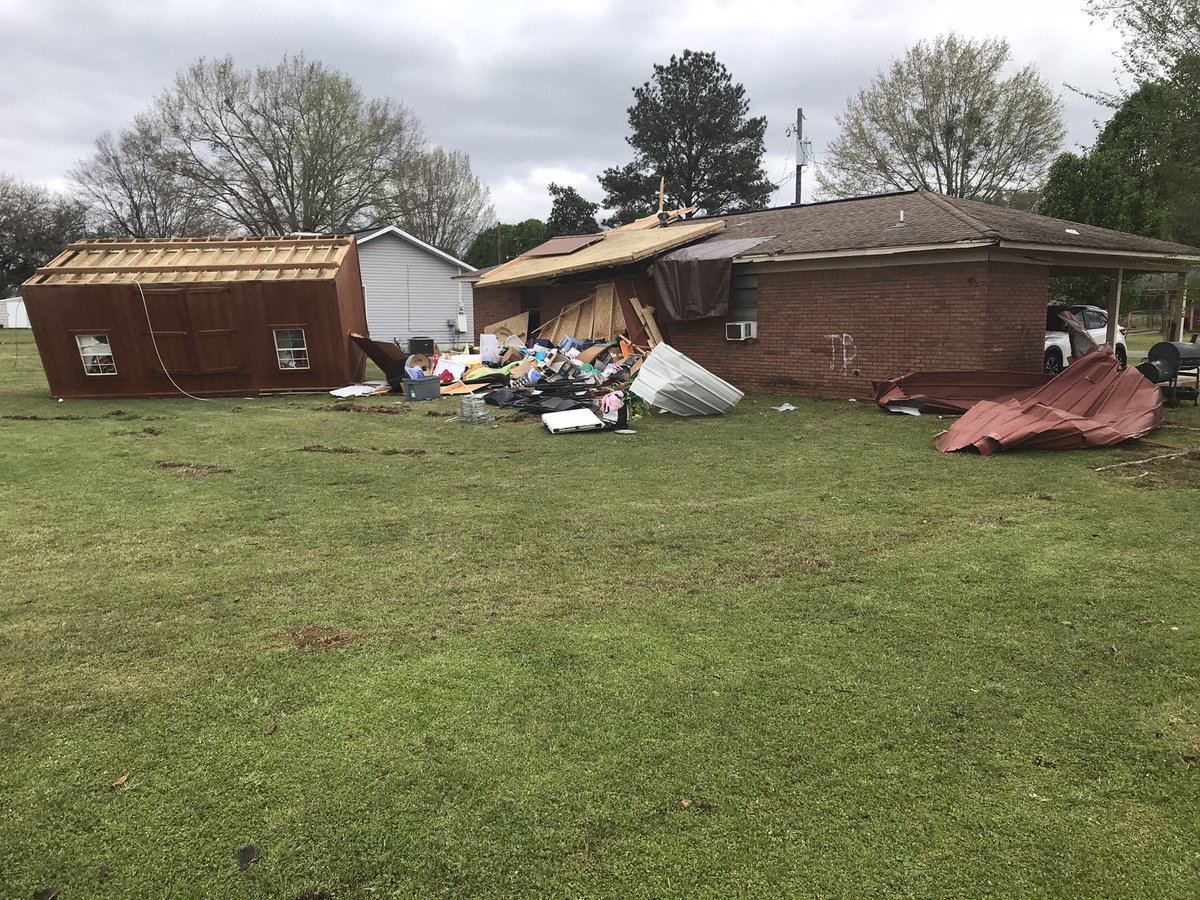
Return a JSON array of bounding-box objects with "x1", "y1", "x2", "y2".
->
[
  {"x1": 474, "y1": 220, "x2": 726, "y2": 287},
  {"x1": 27, "y1": 236, "x2": 356, "y2": 286},
  {"x1": 685, "y1": 190, "x2": 1200, "y2": 264}
]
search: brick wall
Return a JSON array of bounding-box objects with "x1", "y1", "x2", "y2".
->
[
  {"x1": 665, "y1": 261, "x2": 1048, "y2": 398},
  {"x1": 472, "y1": 286, "x2": 521, "y2": 333},
  {"x1": 472, "y1": 260, "x2": 1048, "y2": 399}
]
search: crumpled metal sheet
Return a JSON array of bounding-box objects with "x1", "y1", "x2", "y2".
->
[
  {"x1": 874, "y1": 371, "x2": 1051, "y2": 415},
  {"x1": 933, "y1": 350, "x2": 1163, "y2": 455}
]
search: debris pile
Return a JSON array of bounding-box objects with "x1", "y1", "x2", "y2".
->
[{"x1": 340, "y1": 296, "x2": 741, "y2": 431}]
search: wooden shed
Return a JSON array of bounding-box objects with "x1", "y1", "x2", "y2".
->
[{"x1": 22, "y1": 235, "x2": 368, "y2": 399}]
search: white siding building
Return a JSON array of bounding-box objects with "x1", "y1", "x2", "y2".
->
[
  {"x1": 4, "y1": 298, "x2": 30, "y2": 329},
  {"x1": 355, "y1": 226, "x2": 475, "y2": 348}
]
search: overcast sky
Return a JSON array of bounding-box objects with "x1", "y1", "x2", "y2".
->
[{"x1": 1, "y1": 0, "x2": 1124, "y2": 224}]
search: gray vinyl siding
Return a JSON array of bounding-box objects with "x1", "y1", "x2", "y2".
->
[{"x1": 357, "y1": 232, "x2": 474, "y2": 347}]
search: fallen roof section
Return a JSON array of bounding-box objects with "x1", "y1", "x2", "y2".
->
[
  {"x1": 933, "y1": 351, "x2": 1163, "y2": 455},
  {"x1": 28, "y1": 236, "x2": 357, "y2": 286},
  {"x1": 474, "y1": 220, "x2": 725, "y2": 287},
  {"x1": 875, "y1": 370, "x2": 1052, "y2": 416}
]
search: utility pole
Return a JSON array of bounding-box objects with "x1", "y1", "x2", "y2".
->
[
  {"x1": 795, "y1": 108, "x2": 804, "y2": 205},
  {"x1": 496, "y1": 222, "x2": 503, "y2": 266},
  {"x1": 787, "y1": 108, "x2": 813, "y2": 205}
]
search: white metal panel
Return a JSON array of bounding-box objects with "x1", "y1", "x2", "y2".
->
[
  {"x1": 357, "y1": 232, "x2": 474, "y2": 347},
  {"x1": 631, "y1": 343, "x2": 743, "y2": 416}
]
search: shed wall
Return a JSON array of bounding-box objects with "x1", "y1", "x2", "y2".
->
[
  {"x1": 357, "y1": 232, "x2": 472, "y2": 347},
  {"x1": 23, "y1": 277, "x2": 365, "y2": 398}
]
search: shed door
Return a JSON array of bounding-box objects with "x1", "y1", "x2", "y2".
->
[
  {"x1": 141, "y1": 290, "x2": 196, "y2": 375},
  {"x1": 138, "y1": 288, "x2": 243, "y2": 377},
  {"x1": 186, "y1": 289, "x2": 241, "y2": 374}
]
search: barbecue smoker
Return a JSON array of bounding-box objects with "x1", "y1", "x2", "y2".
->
[{"x1": 1138, "y1": 338, "x2": 1200, "y2": 405}]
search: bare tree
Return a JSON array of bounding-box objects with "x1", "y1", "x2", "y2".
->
[
  {"x1": 817, "y1": 34, "x2": 1066, "y2": 201},
  {"x1": 71, "y1": 116, "x2": 225, "y2": 237},
  {"x1": 0, "y1": 173, "x2": 87, "y2": 296},
  {"x1": 381, "y1": 147, "x2": 494, "y2": 258},
  {"x1": 155, "y1": 54, "x2": 425, "y2": 234}
]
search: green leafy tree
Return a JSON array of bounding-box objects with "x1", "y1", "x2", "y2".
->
[
  {"x1": 1082, "y1": 0, "x2": 1200, "y2": 90},
  {"x1": 818, "y1": 34, "x2": 1065, "y2": 201},
  {"x1": 546, "y1": 183, "x2": 600, "y2": 236},
  {"x1": 463, "y1": 219, "x2": 548, "y2": 270},
  {"x1": 598, "y1": 50, "x2": 775, "y2": 226},
  {"x1": 1039, "y1": 55, "x2": 1200, "y2": 246}
]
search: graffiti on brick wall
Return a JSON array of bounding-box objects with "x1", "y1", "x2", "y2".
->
[{"x1": 825, "y1": 333, "x2": 857, "y2": 374}]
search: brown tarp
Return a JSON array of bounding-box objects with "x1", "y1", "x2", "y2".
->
[
  {"x1": 651, "y1": 237, "x2": 768, "y2": 321},
  {"x1": 933, "y1": 350, "x2": 1163, "y2": 454}
]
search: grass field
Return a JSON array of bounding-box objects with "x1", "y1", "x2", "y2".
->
[{"x1": 2, "y1": 327, "x2": 1199, "y2": 897}]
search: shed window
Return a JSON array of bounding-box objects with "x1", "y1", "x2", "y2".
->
[
  {"x1": 729, "y1": 273, "x2": 758, "y2": 321},
  {"x1": 76, "y1": 334, "x2": 117, "y2": 375},
  {"x1": 273, "y1": 328, "x2": 310, "y2": 370}
]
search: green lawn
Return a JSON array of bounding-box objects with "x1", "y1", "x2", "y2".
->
[{"x1": 2, "y1": 327, "x2": 1199, "y2": 897}]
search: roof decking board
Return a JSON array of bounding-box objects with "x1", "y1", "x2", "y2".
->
[{"x1": 27, "y1": 236, "x2": 355, "y2": 286}]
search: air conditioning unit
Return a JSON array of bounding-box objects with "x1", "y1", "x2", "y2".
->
[{"x1": 726, "y1": 320, "x2": 757, "y2": 341}]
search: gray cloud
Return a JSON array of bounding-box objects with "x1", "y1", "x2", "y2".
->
[{"x1": 1, "y1": 0, "x2": 1123, "y2": 222}]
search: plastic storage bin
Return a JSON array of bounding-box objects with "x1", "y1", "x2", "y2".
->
[{"x1": 402, "y1": 375, "x2": 441, "y2": 401}]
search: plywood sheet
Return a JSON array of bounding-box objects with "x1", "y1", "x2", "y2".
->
[{"x1": 475, "y1": 220, "x2": 725, "y2": 288}]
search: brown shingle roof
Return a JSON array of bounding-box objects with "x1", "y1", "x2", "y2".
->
[{"x1": 683, "y1": 190, "x2": 1200, "y2": 261}]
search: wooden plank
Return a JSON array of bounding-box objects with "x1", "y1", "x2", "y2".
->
[
  {"x1": 483, "y1": 311, "x2": 530, "y2": 339},
  {"x1": 36, "y1": 260, "x2": 341, "y2": 275},
  {"x1": 629, "y1": 297, "x2": 662, "y2": 347}
]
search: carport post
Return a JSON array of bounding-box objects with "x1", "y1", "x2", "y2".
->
[
  {"x1": 1106, "y1": 268, "x2": 1123, "y2": 347},
  {"x1": 1177, "y1": 271, "x2": 1190, "y2": 340}
]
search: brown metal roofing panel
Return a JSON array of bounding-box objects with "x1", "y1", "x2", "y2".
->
[
  {"x1": 874, "y1": 370, "x2": 1051, "y2": 415},
  {"x1": 523, "y1": 234, "x2": 605, "y2": 257},
  {"x1": 26, "y1": 236, "x2": 354, "y2": 286},
  {"x1": 933, "y1": 351, "x2": 1163, "y2": 455}
]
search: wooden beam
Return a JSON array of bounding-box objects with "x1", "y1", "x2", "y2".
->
[
  {"x1": 1106, "y1": 268, "x2": 1123, "y2": 347},
  {"x1": 35, "y1": 261, "x2": 340, "y2": 275}
]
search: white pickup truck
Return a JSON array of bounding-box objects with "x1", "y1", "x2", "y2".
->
[{"x1": 1045, "y1": 304, "x2": 1127, "y2": 373}]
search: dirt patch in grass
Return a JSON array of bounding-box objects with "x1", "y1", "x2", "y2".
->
[
  {"x1": 112, "y1": 426, "x2": 163, "y2": 437},
  {"x1": 157, "y1": 461, "x2": 232, "y2": 477},
  {"x1": 299, "y1": 444, "x2": 361, "y2": 454},
  {"x1": 380, "y1": 448, "x2": 428, "y2": 456},
  {"x1": 326, "y1": 403, "x2": 407, "y2": 415},
  {"x1": 285, "y1": 625, "x2": 362, "y2": 650},
  {"x1": 4, "y1": 414, "x2": 85, "y2": 421}
]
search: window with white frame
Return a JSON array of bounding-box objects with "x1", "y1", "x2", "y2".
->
[
  {"x1": 76, "y1": 334, "x2": 117, "y2": 375},
  {"x1": 273, "y1": 328, "x2": 310, "y2": 370}
]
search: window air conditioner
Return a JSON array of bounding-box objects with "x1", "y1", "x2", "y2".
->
[{"x1": 726, "y1": 320, "x2": 757, "y2": 341}]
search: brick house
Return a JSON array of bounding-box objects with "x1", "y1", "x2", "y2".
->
[{"x1": 471, "y1": 191, "x2": 1200, "y2": 398}]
